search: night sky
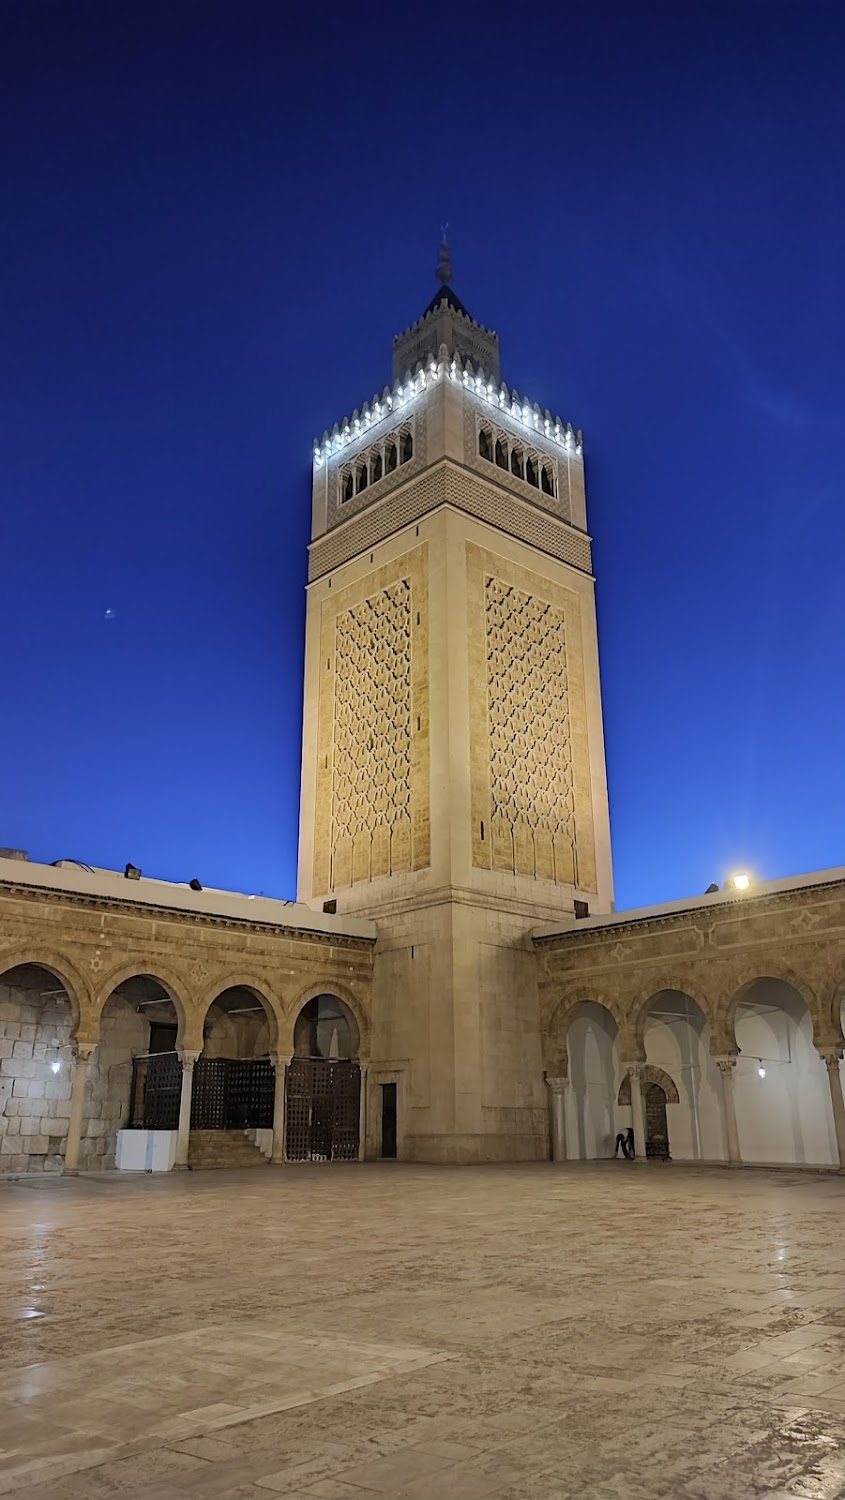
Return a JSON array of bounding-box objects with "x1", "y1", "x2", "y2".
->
[{"x1": 4, "y1": 3, "x2": 844, "y2": 912}]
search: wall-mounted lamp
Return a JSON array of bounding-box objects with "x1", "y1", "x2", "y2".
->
[
  {"x1": 189, "y1": 878, "x2": 203, "y2": 892},
  {"x1": 124, "y1": 863, "x2": 141, "y2": 880},
  {"x1": 50, "y1": 1060, "x2": 61, "y2": 1074}
]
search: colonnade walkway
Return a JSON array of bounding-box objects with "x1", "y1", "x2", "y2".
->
[{"x1": 3, "y1": 1163, "x2": 845, "y2": 1498}]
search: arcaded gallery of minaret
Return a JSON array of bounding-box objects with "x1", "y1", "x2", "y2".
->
[{"x1": 2, "y1": 256, "x2": 845, "y2": 1176}]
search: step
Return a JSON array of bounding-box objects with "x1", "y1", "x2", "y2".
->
[{"x1": 187, "y1": 1130, "x2": 270, "y2": 1169}]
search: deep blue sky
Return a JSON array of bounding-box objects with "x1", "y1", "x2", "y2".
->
[{"x1": 3, "y1": 2, "x2": 844, "y2": 911}]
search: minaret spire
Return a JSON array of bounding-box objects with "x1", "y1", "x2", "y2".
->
[{"x1": 436, "y1": 226, "x2": 452, "y2": 286}]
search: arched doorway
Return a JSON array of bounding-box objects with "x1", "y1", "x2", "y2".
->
[
  {"x1": 287, "y1": 994, "x2": 361, "y2": 1162},
  {"x1": 99, "y1": 976, "x2": 181, "y2": 1165},
  {"x1": 562, "y1": 1000, "x2": 621, "y2": 1159},
  {"x1": 636, "y1": 989, "x2": 723, "y2": 1161},
  {"x1": 732, "y1": 978, "x2": 835, "y2": 1166},
  {"x1": 0, "y1": 962, "x2": 78, "y2": 1174},
  {"x1": 188, "y1": 987, "x2": 277, "y2": 1167}
]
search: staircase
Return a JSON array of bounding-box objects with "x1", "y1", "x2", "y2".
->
[{"x1": 187, "y1": 1130, "x2": 270, "y2": 1170}]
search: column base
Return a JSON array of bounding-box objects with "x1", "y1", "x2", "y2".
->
[{"x1": 62, "y1": 1167, "x2": 79, "y2": 1177}]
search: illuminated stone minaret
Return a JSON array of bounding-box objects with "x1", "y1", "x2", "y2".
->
[{"x1": 298, "y1": 242, "x2": 612, "y2": 1161}]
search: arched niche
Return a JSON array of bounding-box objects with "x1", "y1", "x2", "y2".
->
[
  {"x1": 199, "y1": 986, "x2": 278, "y2": 1061},
  {"x1": 293, "y1": 993, "x2": 360, "y2": 1061},
  {"x1": 635, "y1": 988, "x2": 724, "y2": 1162},
  {"x1": 618, "y1": 1064, "x2": 680, "y2": 1106},
  {"x1": 92, "y1": 974, "x2": 184, "y2": 1170},
  {"x1": 562, "y1": 999, "x2": 621, "y2": 1161},
  {"x1": 730, "y1": 977, "x2": 836, "y2": 1167}
]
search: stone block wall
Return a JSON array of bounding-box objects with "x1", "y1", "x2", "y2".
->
[
  {"x1": 0, "y1": 984, "x2": 149, "y2": 1173},
  {"x1": 80, "y1": 1002, "x2": 149, "y2": 1170},
  {"x1": 0, "y1": 984, "x2": 75, "y2": 1173}
]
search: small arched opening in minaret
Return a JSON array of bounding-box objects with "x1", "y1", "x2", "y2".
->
[
  {"x1": 342, "y1": 470, "x2": 354, "y2": 503},
  {"x1": 478, "y1": 427, "x2": 493, "y2": 462},
  {"x1": 541, "y1": 463, "x2": 555, "y2": 497},
  {"x1": 510, "y1": 446, "x2": 524, "y2": 480},
  {"x1": 385, "y1": 440, "x2": 398, "y2": 473},
  {"x1": 356, "y1": 463, "x2": 368, "y2": 493},
  {"x1": 371, "y1": 450, "x2": 383, "y2": 483},
  {"x1": 495, "y1": 438, "x2": 508, "y2": 470},
  {"x1": 526, "y1": 456, "x2": 539, "y2": 488},
  {"x1": 400, "y1": 431, "x2": 413, "y2": 465}
]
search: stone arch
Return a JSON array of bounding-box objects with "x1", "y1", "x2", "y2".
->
[
  {"x1": 718, "y1": 963, "x2": 821, "y2": 1051},
  {"x1": 724, "y1": 965, "x2": 836, "y2": 1168},
  {"x1": 629, "y1": 976, "x2": 716, "y2": 1054},
  {"x1": 0, "y1": 948, "x2": 89, "y2": 1039},
  {"x1": 196, "y1": 974, "x2": 283, "y2": 1055},
  {"x1": 93, "y1": 961, "x2": 193, "y2": 1050},
  {"x1": 542, "y1": 989, "x2": 623, "y2": 1078},
  {"x1": 618, "y1": 1064, "x2": 680, "y2": 1106},
  {"x1": 286, "y1": 980, "x2": 371, "y2": 1062}
]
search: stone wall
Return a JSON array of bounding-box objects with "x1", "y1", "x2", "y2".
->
[
  {"x1": 0, "y1": 983, "x2": 74, "y2": 1172},
  {"x1": 80, "y1": 1001, "x2": 149, "y2": 1171},
  {"x1": 0, "y1": 984, "x2": 150, "y2": 1173}
]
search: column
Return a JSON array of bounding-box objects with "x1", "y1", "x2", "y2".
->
[
  {"x1": 820, "y1": 1050, "x2": 845, "y2": 1172},
  {"x1": 358, "y1": 1064, "x2": 369, "y2": 1162},
  {"x1": 271, "y1": 1053, "x2": 290, "y2": 1164},
  {"x1": 627, "y1": 1065, "x2": 646, "y2": 1161},
  {"x1": 174, "y1": 1050, "x2": 200, "y2": 1169},
  {"x1": 715, "y1": 1056, "x2": 742, "y2": 1166},
  {"x1": 63, "y1": 1042, "x2": 96, "y2": 1176},
  {"x1": 546, "y1": 1076, "x2": 568, "y2": 1162}
]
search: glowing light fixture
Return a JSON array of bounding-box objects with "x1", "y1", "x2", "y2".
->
[
  {"x1": 729, "y1": 871, "x2": 751, "y2": 891},
  {"x1": 757, "y1": 1062, "x2": 766, "y2": 1078},
  {"x1": 50, "y1": 1060, "x2": 61, "y2": 1074}
]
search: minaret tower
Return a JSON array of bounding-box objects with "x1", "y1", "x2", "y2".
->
[{"x1": 298, "y1": 244, "x2": 613, "y2": 1161}]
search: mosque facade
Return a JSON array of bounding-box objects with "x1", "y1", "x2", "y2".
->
[{"x1": 1, "y1": 252, "x2": 844, "y2": 1174}]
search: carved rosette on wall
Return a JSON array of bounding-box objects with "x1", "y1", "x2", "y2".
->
[
  {"x1": 313, "y1": 544, "x2": 430, "y2": 896},
  {"x1": 467, "y1": 543, "x2": 597, "y2": 892}
]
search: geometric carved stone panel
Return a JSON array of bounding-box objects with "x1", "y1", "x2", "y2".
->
[
  {"x1": 468, "y1": 542, "x2": 597, "y2": 892},
  {"x1": 485, "y1": 577, "x2": 576, "y2": 883},
  {"x1": 313, "y1": 544, "x2": 430, "y2": 897},
  {"x1": 332, "y1": 581, "x2": 412, "y2": 888}
]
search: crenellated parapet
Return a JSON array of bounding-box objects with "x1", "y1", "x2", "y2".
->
[{"x1": 313, "y1": 344, "x2": 582, "y2": 471}]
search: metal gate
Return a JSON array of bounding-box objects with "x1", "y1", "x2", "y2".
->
[
  {"x1": 285, "y1": 1059, "x2": 361, "y2": 1161},
  {"x1": 128, "y1": 1054, "x2": 274, "y2": 1131},
  {"x1": 128, "y1": 1052, "x2": 182, "y2": 1130},
  {"x1": 190, "y1": 1057, "x2": 274, "y2": 1130}
]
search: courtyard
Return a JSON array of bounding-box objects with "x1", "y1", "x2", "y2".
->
[{"x1": 2, "y1": 1164, "x2": 845, "y2": 1500}]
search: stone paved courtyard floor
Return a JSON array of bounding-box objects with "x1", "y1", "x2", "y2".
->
[{"x1": 3, "y1": 1163, "x2": 845, "y2": 1499}]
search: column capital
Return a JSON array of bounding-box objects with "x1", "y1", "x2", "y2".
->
[
  {"x1": 74, "y1": 1041, "x2": 97, "y2": 1062},
  {"x1": 178, "y1": 1049, "x2": 201, "y2": 1068},
  {"x1": 545, "y1": 1075, "x2": 568, "y2": 1093},
  {"x1": 819, "y1": 1047, "x2": 844, "y2": 1069},
  {"x1": 624, "y1": 1063, "x2": 645, "y2": 1081},
  {"x1": 714, "y1": 1054, "x2": 738, "y2": 1074},
  {"x1": 270, "y1": 1052, "x2": 292, "y2": 1070}
]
